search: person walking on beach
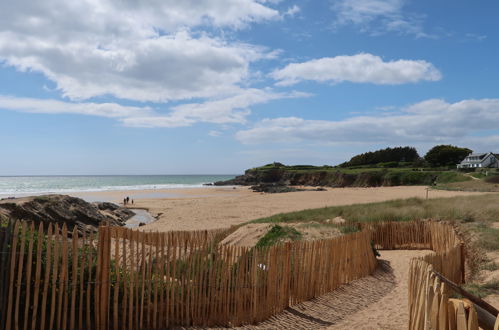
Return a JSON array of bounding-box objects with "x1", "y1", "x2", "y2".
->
[
  {"x1": 126, "y1": 196, "x2": 130, "y2": 204},
  {"x1": 123, "y1": 198, "x2": 127, "y2": 205}
]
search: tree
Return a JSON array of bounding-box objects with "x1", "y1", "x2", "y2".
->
[
  {"x1": 424, "y1": 145, "x2": 472, "y2": 167},
  {"x1": 340, "y1": 146, "x2": 420, "y2": 167}
]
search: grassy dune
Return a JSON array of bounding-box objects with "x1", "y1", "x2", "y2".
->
[
  {"x1": 249, "y1": 193, "x2": 499, "y2": 298},
  {"x1": 248, "y1": 194, "x2": 499, "y2": 251}
]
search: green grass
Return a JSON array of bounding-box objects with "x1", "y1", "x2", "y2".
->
[
  {"x1": 255, "y1": 225, "x2": 302, "y2": 248},
  {"x1": 481, "y1": 262, "x2": 499, "y2": 271},
  {"x1": 472, "y1": 223, "x2": 499, "y2": 251},
  {"x1": 470, "y1": 172, "x2": 486, "y2": 179},
  {"x1": 339, "y1": 225, "x2": 360, "y2": 234},
  {"x1": 462, "y1": 281, "x2": 499, "y2": 298},
  {"x1": 246, "y1": 194, "x2": 499, "y2": 258},
  {"x1": 434, "y1": 171, "x2": 472, "y2": 184},
  {"x1": 436, "y1": 179, "x2": 499, "y2": 192},
  {"x1": 248, "y1": 194, "x2": 499, "y2": 225}
]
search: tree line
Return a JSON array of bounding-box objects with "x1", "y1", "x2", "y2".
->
[{"x1": 340, "y1": 145, "x2": 472, "y2": 168}]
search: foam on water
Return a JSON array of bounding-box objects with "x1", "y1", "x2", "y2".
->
[{"x1": 0, "y1": 175, "x2": 235, "y2": 197}]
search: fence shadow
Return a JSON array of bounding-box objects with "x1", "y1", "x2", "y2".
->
[{"x1": 224, "y1": 259, "x2": 395, "y2": 329}]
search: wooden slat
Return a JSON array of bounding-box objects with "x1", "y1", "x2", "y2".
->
[
  {"x1": 14, "y1": 221, "x2": 28, "y2": 329},
  {"x1": 57, "y1": 224, "x2": 69, "y2": 330},
  {"x1": 5, "y1": 221, "x2": 20, "y2": 330},
  {"x1": 39, "y1": 223, "x2": 53, "y2": 330},
  {"x1": 112, "y1": 228, "x2": 119, "y2": 330},
  {"x1": 70, "y1": 227, "x2": 78, "y2": 330},
  {"x1": 86, "y1": 231, "x2": 94, "y2": 329},
  {"x1": 30, "y1": 223, "x2": 44, "y2": 330},
  {"x1": 22, "y1": 222, "x2": 35, "y2": 330}
]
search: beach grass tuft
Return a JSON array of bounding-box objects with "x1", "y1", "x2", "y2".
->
[{"x1": 255, "y1": 224, "x2": 302, "y2": 248}]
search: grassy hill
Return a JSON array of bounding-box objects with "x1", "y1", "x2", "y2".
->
[{"x1": 217, "y1": 163, "x2": 472, "y2": 188}]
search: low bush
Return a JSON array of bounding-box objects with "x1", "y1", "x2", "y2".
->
[
  {"x1": 485, "y1": 175, "x2": 499, "y2": 183},
  {"x1": 255, "y1": 225, "x2": 302, "y2": 248}
]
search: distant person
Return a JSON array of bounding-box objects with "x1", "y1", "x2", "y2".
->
[
  {"x1": 123, "y1": 198, "x2": 127, "y2": 205},
  {"x1": 126, "y1": 196, "x2": 130, "y2": 204},
  {"x1": 131, "y1": 199, "x2": 134, "y2": 205}
]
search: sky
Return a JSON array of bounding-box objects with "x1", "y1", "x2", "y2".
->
[{"x1": 1, "y1": 0, "x2": 499, "y2": 175}]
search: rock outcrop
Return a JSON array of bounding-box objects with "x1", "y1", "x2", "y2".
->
[
  {"x1": 214, "y1": 166, "x2": 439, "y2": 189},
  {"x1": 0, "y1": 195, "x2": 134, "y2": 233}
]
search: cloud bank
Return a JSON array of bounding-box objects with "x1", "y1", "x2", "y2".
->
[
  {"x1": 0, "y1": 0, "x2": 280, "y2": 102},
  {"x1": 236, "y1": 98, "x2": 499, "y2": 145},
  {"x1": 271, "y1": 53, "x2": 441, "y2": 86}
]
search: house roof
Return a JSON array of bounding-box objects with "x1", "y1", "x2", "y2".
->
[{"x1": 459, "y1": 152, "x2": 495, "y2": 165}]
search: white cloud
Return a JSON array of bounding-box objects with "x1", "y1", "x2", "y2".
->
[
  {"x1": 0, "y1": 0, "x2": 281, "y2": 102},
  {"x1": 208, "y1": 130, "x2": 222, "y2": 137},
  {"x1": 271, "y1": 53, "x2": 441, "y2": 86},
  {"x1": 0, "y1": 95, "x2": 152, "y2": 118},
  {"x1": 331, "y1": 0, "x2": 430, "y2": 38},
  {"x1": 122, "y1": 89, "x2": 310, "y2": 128},
  {"x1": 236, "y1": 98, "x2": 499, "y2": 145},
  {"x1": 0, "y1": 89, "x2": 309, "y2": 128},
  {"x1": 284, "y1": 5, "x2": 301, "y2": 17}
]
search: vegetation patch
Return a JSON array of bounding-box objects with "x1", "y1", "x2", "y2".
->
[
  {"x1": 248, "y1": 194, "x2": 499, "y2": 225},
  {"x1": 339, "y1": 225, "x2": 360, "y2": 234},
  {"x1": 436, "y1": 179, "x2": 499, "y2": 192},
  {"x1": 255, "y1": 225, "x2": 302, "y2": 248},
  {"x1": 462, "y1": 281, "x2": 499, "y2": 298},
  {"x1": 472, "y1": 224, "x2": 499, "y2": 251},
  {"x1": 481, "y1": 262, "x2": 499, "y2": 271},
  {"x1": 485, "y1": 175, "x2": 499, "y2": 184}
]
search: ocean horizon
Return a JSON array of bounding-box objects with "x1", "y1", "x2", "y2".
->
[{"x1": 0, "y1": 175, "x2": 236, "y2": 197}]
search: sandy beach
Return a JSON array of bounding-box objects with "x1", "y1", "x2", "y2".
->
[{"x1": 72, "y1": 186, "x2": 487, "y2": 231}]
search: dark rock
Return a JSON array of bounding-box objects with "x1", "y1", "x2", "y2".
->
[
  {"x1": 0, "y1": 194, "x2": 135, "y2": 234},
  {"x1": 138, "y1": 222, "x2": 146, "y2": 227},
  {"x1": 250, "y1": 183, "x2": 303, "y2": 194}
]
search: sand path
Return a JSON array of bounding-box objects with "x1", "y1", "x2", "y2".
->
[{"x1": 221, "y1": 250, "x2": 431, "y2": 330}]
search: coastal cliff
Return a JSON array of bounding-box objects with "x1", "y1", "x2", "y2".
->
[
  {"x1": 0, "y1": 194, "x2": 134, "y2": 233},
  {"x1": 214, "y1": 164, "x2": 468, "y2": 189}
]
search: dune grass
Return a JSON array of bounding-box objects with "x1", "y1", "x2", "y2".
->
[
  {"x1": 463, "y1": 281, "x2": 499, "y2": 298},
  {"x1": 436, "y1": 179, "x2": 499, "y2": 192},
  {"x1": 254, "y1": 225, "x2": 302, "y2": 248},
  {"x1": 247, "y1": 193, "x2": 499, "y2": 253},
  {"x1": 248, "y1": 194, "x2": 499, "y2": 225}
]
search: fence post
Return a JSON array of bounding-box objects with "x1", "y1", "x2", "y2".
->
[
  {"x1": 96, "y1": 226, "x2": 111, "y2": 330},
  {"x1": 460, "y1": 243, "x2": 466, "y2": 284}
]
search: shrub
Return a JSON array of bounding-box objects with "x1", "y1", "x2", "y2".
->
[
  {"x1": 485, "y1": 175, "x2": 499, "y2": 183},
  {"x1": 255, "y1": 225, "x2": 302, "y2": 248},
  {"x1": 424, "y1": 145, "x2": 472, "y2": 167}
]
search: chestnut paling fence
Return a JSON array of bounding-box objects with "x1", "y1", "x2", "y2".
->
[
  {"x1": 0, "y1": 221, "x2": 376, "y2": 329},
  {"x1": 2, "y1": 219, "x2": 496, "y2": 330},
  {"x1": 366, "y1": 221, "x2": 499, "y2": 330}
]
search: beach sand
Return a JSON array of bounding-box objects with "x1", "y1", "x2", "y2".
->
[{"x1": 72, "y1": 185, "x2": 486, "y2": 231}]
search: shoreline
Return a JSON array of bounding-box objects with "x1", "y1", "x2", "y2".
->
[{"x1": 0, "y1": 185, "x2": 237, "y2": 203}]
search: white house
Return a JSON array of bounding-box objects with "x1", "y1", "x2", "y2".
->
[{"x1": 457, "y1": 152, "x2": 499, "y2": 169}]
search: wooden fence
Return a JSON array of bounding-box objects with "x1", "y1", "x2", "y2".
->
[
  {"x1": 366, "y1": 220, "x2": 495, "y2": 330},
  {"x1": 0, "y1": 221, "x2": 377, "y2": 329}
]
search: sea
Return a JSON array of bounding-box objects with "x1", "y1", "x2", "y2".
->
[{"x1": 0, "y1": 175, "x2": 236, "y2": 198}]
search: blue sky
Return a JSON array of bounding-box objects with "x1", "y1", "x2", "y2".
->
[{"x1": 1, "y1": 0, "x2": 499, "y2": 175}]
